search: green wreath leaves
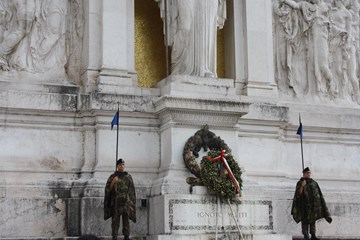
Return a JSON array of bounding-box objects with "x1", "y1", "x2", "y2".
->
[{"x1": 200, "y1": 149, "x2": 242, "y2": 199}]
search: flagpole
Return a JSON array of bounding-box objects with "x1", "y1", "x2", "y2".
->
[
  {"x1": 116, "y1": 103, "x2": 119, "y2": 170},
  {"x1": 297, "y1": 114, "x2": 306, "y2": 238},
  {"x1": 299, "y1": 114, "x2": 304, "y2": 170},
  {"x1": 300, "y1": 134, "x2": 304, "y2": 170}
]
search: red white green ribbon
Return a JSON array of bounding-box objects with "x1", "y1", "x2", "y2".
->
[{"x1": 205, "y1": 150, "x2": 240, "y2": 193}]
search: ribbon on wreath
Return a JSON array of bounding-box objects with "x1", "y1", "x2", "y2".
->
[{"x1": 204, "y1": 150, "x2": 240, "y2": 193}]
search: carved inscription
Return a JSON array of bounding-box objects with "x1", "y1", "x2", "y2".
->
[{"x1": 168, "y1": 199, "x2": 273, "y2": 232}]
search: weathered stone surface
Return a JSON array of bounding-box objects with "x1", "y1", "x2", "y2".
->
[{"x1": 1, "y1": 1, "x2": 360, "y2": 239}]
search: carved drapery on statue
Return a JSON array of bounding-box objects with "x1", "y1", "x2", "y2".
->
[
  {"x1": 0, "y1": 0, "x2": 83, "y2": 83},
  {"x1": 156, "y1": 0, "x2": 226, "y2": 78},
  {"x1": 273, "y1": 0, "x2": 360, "y2": 103},
  {"x1": 183, "y1": 125, "x2": 242, "y2": 199}
]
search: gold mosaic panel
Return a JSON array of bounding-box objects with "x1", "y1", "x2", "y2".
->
[
  {"x1": 135, "y1": 0, "x2": 166, "y2": 88},
  {"x1": 135, "y1": 1, "x2": 225, "y2": 87}
]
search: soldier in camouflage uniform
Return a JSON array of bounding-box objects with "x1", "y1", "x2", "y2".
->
[
  {"x1": 104, "y1": 159, "x2": 136, "y2": 240},
  {"x1": 291, "y1": 167, "x2": 332, "y2": 240}
]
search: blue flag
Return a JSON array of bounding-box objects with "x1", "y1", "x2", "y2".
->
[
  {"x1": 111, "y1": 111, "x2": 119, "y2": 130},
  {"x1": 297, "y1": 122, "x2": 303, "y2": 139}
]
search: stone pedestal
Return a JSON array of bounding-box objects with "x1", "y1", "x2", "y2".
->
[
  {"x1": 148, "y1": 192, "x2": 292, "y2": 240},
  {"x1": 149, "y1": 194, "x2": 272, "y2": 235},
  {"x1": 156, "y1": 75, "x2": 237, "y2": 99},
  {"x1": 151, "y1": 76, "x2": 249, "y2": 195},
  {"x1": 148, "y1": 76, "x2": 292, "y2": 239}
]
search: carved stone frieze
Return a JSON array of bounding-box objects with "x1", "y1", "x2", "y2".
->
[
  {"x1": 87, "y1": 93, "x2": 156, "y2": 113},
  {"x1": 154, "y1": 95, "x2": 249, "y2": 129},
  {"x1": 158, "y1": 109, "x2": 241, "y2": 129},
  {"x1": 154, "y1": 95, "x2": 249, "y2": 114},
  {"x1": 273, "y1": 0, "x2": 360, "y2": 104},
  {"x1": 0, "y1": 0, "x2": 84, "y2": 84}
]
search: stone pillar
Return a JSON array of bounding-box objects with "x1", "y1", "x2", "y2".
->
[
  {"x1": 224, "y1": 0, "x2": 245, "y2": 95},
  {"x1": 81, "y1": 0, "x2": 102, "y2": 93},
  {"x1": 228, "y1": 0, "x2": 278, "y2": 98},
  {"x1": 82, "y1": 0, "x2": 136, "y2": 94}
]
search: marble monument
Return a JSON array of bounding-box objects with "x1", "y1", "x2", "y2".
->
[{"x1": 0, "y1": 0, "x2": 359, "y2": 239}]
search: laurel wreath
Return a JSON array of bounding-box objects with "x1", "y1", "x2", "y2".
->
[{"x1": 200, "y1": 149, "x2": 242, "y2": 199}]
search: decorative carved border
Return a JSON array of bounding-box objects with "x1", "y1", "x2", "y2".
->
[
  {"x1": 154, "y1": 95, "x2": 249, "y2": 114},
  {"x1": 158, "y1": 109, "x2": 241, "y2": 129}
]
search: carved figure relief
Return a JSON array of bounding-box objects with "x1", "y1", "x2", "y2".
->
[
  {"x1": 0, "y1": 0, "x2": 36, "y2": 71},
  {"x1": 156, "y1": 0, "x2": 226, "y2": 78},
  {"x1": 273, "y1": 0, "x2": 360, "y2": 103},
  {"x1": 273, "y1": 2, "x2": 306, "y2": 96},
  {"x1": 66, "y1": 0, "x2": 84, "y2": 85},
  {"x1": 330, "y1": 0, "x2": 352, "y2": 99},
  {"x1": 0, "y1": 0, "x2": 84, "y2": 84}
]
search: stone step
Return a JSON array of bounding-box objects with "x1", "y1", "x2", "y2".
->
[{"x1": 293, "y1": 238, "x2": 360, "y2": 240}]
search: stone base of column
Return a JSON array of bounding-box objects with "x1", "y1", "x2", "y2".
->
[
  {"x1": 156, "y1": 75, "x2": 237, "y2": 99},
  {"x1": 244, "y1": 80, "x2": 278, "y2": 98},
  {"x1": 146, "y1": 234, "x2": 291, "y2": 240},
  {"x1": 0, "y1": 80, "x2": 79, "y2": 110},
  {"x1": 97, "y1": 69, "x2": 160, "y2": 96}
]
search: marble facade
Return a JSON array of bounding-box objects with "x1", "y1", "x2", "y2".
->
[{"x1": 0, "y1": 0, "x2": 360, "y2": 239}]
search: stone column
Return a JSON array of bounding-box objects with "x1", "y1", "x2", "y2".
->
[
  {"x1": 81, "y1": 0, "x2": 102, "y2": 93},
  {"x1": 82, "y1": 0, "x2": 136, "y2": 94},
  {"x1": 228, "y1": 0, "x2": 278, "y2": 98}
]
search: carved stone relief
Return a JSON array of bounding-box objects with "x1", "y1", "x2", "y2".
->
[
  {"x1": 0, "y1": 0, "x2": 83, "y2": 84},
  {"x1": 65, "y1": 0, "x2": 84, "y2": 86},
  {"x1": 273, "y1": 0, "x2": 360, "y2": 104}
]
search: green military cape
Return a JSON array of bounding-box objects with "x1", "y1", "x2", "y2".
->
[
  {"x1": 104, "y1": 172, "x2": 136, "y2": 223},
  {"x1": 291, "y1": 178, "x2": 332, "y2": 224}
]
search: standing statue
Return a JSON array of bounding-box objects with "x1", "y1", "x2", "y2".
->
[{"x1": 155, "y1": 0, "x2": 226, "y2": 78}]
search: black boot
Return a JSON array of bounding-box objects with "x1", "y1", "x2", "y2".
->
[
  {"x1": 123, "y1": 236, "x2": 130, "y2": 240},
  {"x1": 311, "y1": 236, "x2": 320, "y2": 240},
  {"x1": 304, "y1": 234, "x2": 310, "y2": 240},
  {"x1": 112, "y1": 236, "x2": 117, "y2": 240}
]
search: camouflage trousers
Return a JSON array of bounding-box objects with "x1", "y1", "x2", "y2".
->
[
  {"x1": 302, "y1": 221, "x2": 316, "y2": 238},
  {"x1": 111, "y1": 212, "x2": 130, "y2": 237}
]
